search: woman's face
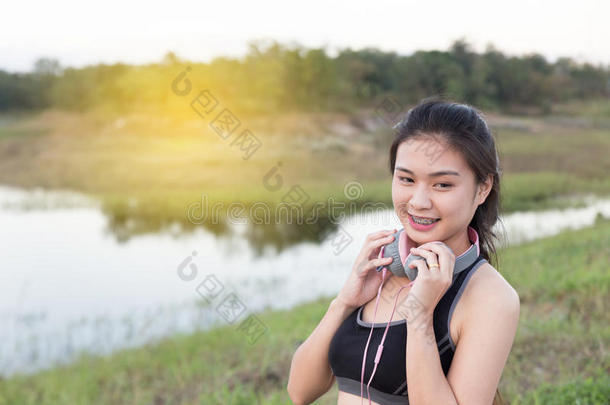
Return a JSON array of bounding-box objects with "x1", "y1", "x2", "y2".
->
[{"x1": 391, "y1": 134, "x2": 490, "y2": 247}]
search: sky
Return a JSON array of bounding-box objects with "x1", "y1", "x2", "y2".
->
[{"x1": 1, "y1": 0, "x2": 608, "y2": 73}]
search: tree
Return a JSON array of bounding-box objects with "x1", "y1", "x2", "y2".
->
[{"x1": 33, "y1": 57, "x2": 62, "y2": 76}]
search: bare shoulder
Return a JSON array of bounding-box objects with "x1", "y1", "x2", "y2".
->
[
  {"x1": 463, "y1": 261, "x2": 520, "y2": 313},
  {"x1": 451, "y1": 261, "x2": 520, "y2": 347}
]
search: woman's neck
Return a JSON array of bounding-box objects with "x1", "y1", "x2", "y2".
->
[{"x1": 441, "y1": 228, "x2": 472, "y2": 258}]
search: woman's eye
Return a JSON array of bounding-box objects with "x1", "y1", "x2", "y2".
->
[{"x1": 397, "y1": 177, "x2": 451, "y2": 189}]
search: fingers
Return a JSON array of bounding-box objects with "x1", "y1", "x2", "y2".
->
[
  {"x1": 372, "y1": 233, "x2": 396, "y2": 250},
  {"x1": 410, "y1": 243, "x2": 455, "y2": 282},
  {"x1": 354, "y1": 229, "x2": 397, "y2": 275},
  {"x1": 370, "y1": 256, "x2": 394, "y2": 273},
  {"x1": 365, "y1": 230, "x2": 397, "y2": 258},
  {"x1": 409, "y1": 247, "x2": 439, "y2": 270},
  {"x1": 356, "y1": 256, "x2": 393, "y2": 276},
  {"x1": 407, "y1": 257, "x2": 428, "y2": 278},
  {"x1": 408, "y1": 257, "x2": 445, "y2": 286},
  {"x1": 358, "y1": 257, "x2": 393, "y2": 276},
  {"x1": 415, "y1": 242, "x2": 455, "y2": 261},
  {"x1": 366, "y1": 229, "x2": 397, "y2": 242},
  {"x1": 414, "y1": 243, "x2": 454, "y2": 274}
]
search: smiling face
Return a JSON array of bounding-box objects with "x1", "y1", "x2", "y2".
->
[{"x1": 391, "y1": 134, "x2": 492, "y2": 255}]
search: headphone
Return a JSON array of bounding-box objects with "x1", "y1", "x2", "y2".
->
[{"x1": 359, "y1": 226, "x2": 480, "y2": 404}]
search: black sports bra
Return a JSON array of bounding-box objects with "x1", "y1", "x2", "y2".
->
[{"x1": 328, "y1": 256, "x2": 487, "y2": 405}]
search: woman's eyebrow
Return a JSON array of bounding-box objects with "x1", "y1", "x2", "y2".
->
[{"x1": 395, "y1": 166, "x2": 460, "y2": 177}]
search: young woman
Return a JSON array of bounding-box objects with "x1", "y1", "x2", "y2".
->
[{"x1": 287, "y1": 98, "x2": 520, "y2": 405}]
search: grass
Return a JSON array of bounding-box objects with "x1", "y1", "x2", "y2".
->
[{"x1": 0, "y1": 216, "x2": 608, "y2": 404}]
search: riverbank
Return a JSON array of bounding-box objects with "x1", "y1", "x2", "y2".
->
[
  {"x1": 0, "y1": 108, "x2": 609, "y2": 238},
  {"x1": 0, "y1": 215, "x2": 608, "y2": 404}
]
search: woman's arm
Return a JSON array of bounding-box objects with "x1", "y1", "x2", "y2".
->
[
  {"x1": 405, "y1": 308, "x2": 459, "y2": 405},
  {"x1": 404, "y1": 278, "x2": 520, "y2": 405},
  {"x1": 445, "y1": 280, "x2": 520, "y2": 405},
  {"x1": 287, "y1": 229, "x2": 395, "y2": 404},
  {"x1": 287, "y1": 297, "x2": 354, "y2": 405}
]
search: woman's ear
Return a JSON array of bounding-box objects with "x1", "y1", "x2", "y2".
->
[{"x1": 476, "y1": 174, "x2": 493, "y2": 205}]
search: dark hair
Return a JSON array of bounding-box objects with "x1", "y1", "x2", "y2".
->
[{"x1": 389, "y1": 96, "x2": 506, "y2": 404}]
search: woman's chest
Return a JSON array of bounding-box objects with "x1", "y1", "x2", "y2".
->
[{"x1": 359, "y1": 276, "x2": 476, "y2": 349}]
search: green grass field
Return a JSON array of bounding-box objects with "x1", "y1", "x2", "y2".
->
[{"x1": 0, "y1": 216, "x2": 608, "y2": 404}]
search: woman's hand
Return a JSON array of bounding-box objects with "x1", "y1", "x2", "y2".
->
[
  {"x1": 406, "y1": 242, "x2": 456, "y2": 318},
  {"x1": 336, "y1": 229, "x2": 396, "y2": 310}
]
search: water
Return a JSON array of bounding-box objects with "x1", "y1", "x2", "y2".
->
[{"x1": 1, "y1": 185, "x2": 609, "y2": 377}]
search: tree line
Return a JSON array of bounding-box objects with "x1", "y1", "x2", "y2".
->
[{"x1": 1, "y1": 39, "x2": 608, "y2": 115}]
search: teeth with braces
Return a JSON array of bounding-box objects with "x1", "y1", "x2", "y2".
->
[{"x1": 412, "y1": 215, "x2": 438, "y2": 225}]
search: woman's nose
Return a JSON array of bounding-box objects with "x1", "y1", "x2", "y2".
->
[{"x1": 409, "y1": 186, "x2": 432, "y2": 209}]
